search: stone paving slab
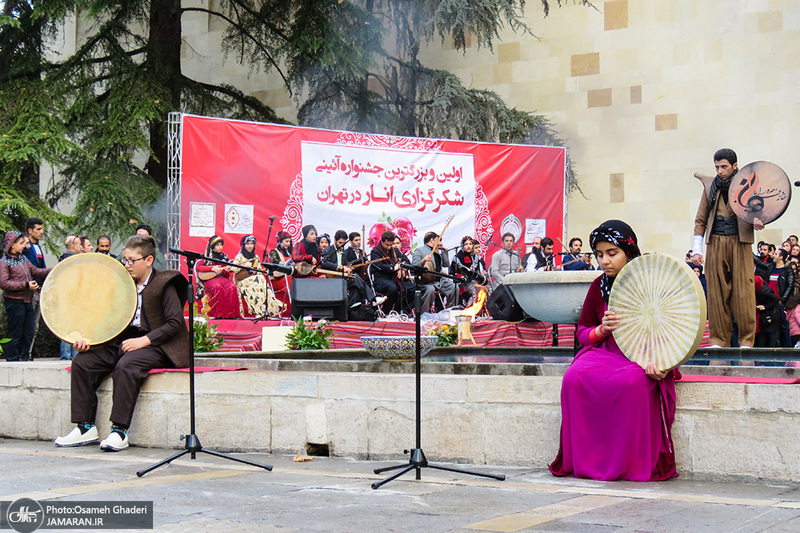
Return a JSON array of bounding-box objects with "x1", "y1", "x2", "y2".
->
[{"x1": 1, "y1": 438, "x2": 800, "y2": 532}]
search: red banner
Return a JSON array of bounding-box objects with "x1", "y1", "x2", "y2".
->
[{"x1": 180, "y1": 115, "x2": 565, "y2": 265}]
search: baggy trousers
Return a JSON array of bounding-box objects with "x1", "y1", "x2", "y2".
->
[
  {"x1": 70, "y1": 333, "x2": 171, "y2": 427},
  {"x1": 705, "y1": 234, "x2": 756, "y2": 347}
]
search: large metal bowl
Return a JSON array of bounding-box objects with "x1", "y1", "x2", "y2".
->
[
  {"x1": 503, "y1": 270, "x2": 601, "y2": 324},
  {"x1": 360, "y1": 335, "x2": 438, "y2": 361}
]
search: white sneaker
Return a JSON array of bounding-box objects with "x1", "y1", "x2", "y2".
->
[
  {"x1": 99, "y1": 431, "x2": 129, "y2": 451},
  {"x1": 709, "y1": 344, "x2": 723, "y2": 349},
  {"x1": 54, "y1": 426, "x2": 99, "y2": 447},
  {"x1": 372, "y1": 296, "x2": 388, "y2": 307}
]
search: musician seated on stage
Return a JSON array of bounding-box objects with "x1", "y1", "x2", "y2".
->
[
  {"x1": 370, "y1": 230, "x2": 414, "y2": 313},
  {"x1": 526, "y1": 237, "x2": 560, "y2": 272},
  {"x1": 321, "y1": 230, "x2": 379, "y2": 311},
  {"x1": 411, "y1": 231, "x2": 457, "y2": 312},
  {"x1": 55, "y1": 235, "x2": 190, "y2": 452},
  {"x1": 549, "y1": 220, "x2": 679, "y2": 482},
  {"x1": 292, "y1": 225, "x2": 322, "y2": 275},
  {"x1": 562, "y1": 237, "x2": 594, "y2": 271},
  {"x1": 490, "y1": 232, "x2": 523, "y2": 289},
  {"x1": 450, "y1": 236, "x2": 488, "y2": 306}
]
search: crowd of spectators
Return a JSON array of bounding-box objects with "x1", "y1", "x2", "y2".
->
[
  {"x1": 0, "y1": 218, "x2": 158, "y2": 361},
  {"x1": 687, "y1": 234, "x2": 800, "y2": 349}
]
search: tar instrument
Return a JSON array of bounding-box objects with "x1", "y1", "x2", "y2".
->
[
  {"x1": 608, "y1": 253, "x2": 706, "y2": 372},
  {"x1": 348, "y1": 256, "x2": 388, "y2": 269},
  {"x1": 293, "y1": 261, "x2": 354, "y2": 279},
  {"x1": 234, "y1": 257, "x2": 262, "y2": 281},
  {"x1": 40, "y1": 253, "x2": 137, "y2": 345},
  {"x1": 422, "y1": 215, "x2": 454, "y2": 283}
]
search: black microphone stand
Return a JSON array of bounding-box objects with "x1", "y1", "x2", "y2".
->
[
  {"x1": 371, "y1": 263, "x2": 506, "y2": 490},
  {"x1": 137, "y1": 249, "x2": 273, "y2": 477}
]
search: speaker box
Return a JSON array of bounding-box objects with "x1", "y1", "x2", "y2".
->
[
  {"x1": 486, "y1": 284, "x2": 524, "y2": 321},
  {"x1": 290, "y1": 278, "x2": 348, "y2": 321}
]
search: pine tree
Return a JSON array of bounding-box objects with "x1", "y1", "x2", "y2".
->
[{"x1": 0, "y1": 0, "x2": 586, "y2": 240}]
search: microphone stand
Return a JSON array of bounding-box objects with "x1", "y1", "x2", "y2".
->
[
  {"x1": 255, "y1": 217, "x2": 283, "y2": 321},
  {"x1": 137, "y1": 248, "x2": 273, "y2": 477},
  {"x1": 371, "y1": 263, "x2": 506, "y2": 490}
]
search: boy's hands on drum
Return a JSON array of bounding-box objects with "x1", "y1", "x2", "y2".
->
[{"x1": 73, "y1": 338, "x2": 91, "y2": 352}]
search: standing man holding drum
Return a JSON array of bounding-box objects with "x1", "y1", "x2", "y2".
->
[{"x1": 693, "y1": 149, "x2": 762, "y2": 348}]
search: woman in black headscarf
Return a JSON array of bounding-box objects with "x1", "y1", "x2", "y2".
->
[
  {"x1": 269, "y1": 231, "x2": 293, "y2": 316},
  {"x1": 195, "y1": 235, "x2": 240, "y2": 318},
  {"x1": 549, "y1": 220, "x2": 680, "y2": 482},
  {"x1": 292, "y1": 225, "x2": 323, "y2": 277},
  {"x1": 233, "y1": 235, "x2": 282, "y2": 318}
]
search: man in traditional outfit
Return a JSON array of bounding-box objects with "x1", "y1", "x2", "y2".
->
[{"x1": 693, "y1": 148, "x2": 763, "y2": 347}]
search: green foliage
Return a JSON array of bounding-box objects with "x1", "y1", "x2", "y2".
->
[
  {"x1": 0, "y1": 0, "x2": 589, "y2": 247},
  {"x1": 193, "y1": 316, "x2": 224, "y2": 353},
  {"x1": 429, "y1": 322, "x2": 458, "y2": 347},
  {"x1": 285, "y1": 317, "x2": 333, "y2": 351}
]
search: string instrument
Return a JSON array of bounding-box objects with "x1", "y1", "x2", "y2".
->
[
  {"x1": 348, "y1": 256, "x2": 388, "y2": 269},
  {"x1": 355, "y1": 225, "x2": 369, "y2": 281},
  {"x1": 197, "y1": 264, "x2": 234, "y2": 281},
  {"x1": 294, "y1": 261, "x2": 354, "y2": 279},
  {"x1": 421, "y1": 215, "x2": 454, "y2": 283}
]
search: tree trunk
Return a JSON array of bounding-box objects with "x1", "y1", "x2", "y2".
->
[{"x1": 145, "y1": 0, "x2": 183, "y2": 188}]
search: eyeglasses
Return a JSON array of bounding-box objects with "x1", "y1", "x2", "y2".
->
[{"x1": 121, "y1": 256, "x2": 148, "y2": 266}]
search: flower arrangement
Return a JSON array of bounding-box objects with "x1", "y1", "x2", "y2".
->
[
  {"x1": 193, "y1": 315, "x2": 223, "y2": 353},
  {"x1": 286, "y1": 317, "x2": 333, "y2": 350},
  {"x1": 427, "y1": 322, "x2": 458, "y2": 347}
]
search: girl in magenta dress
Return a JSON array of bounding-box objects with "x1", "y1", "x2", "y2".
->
[
  {"x1": 195, "y1": 235, "x2": 241, "y2": 319},
  {"x1": 549, "y1": 220, "x2": 679, "y2": 482}
]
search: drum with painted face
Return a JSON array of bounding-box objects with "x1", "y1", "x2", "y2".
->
[{"x1": 729, "y1": 161, "x2": 791, "y2": 225}]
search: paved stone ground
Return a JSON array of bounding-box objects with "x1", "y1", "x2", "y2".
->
[{"x1": 1, "y1": 438, "x2": 800, "y2": 532}]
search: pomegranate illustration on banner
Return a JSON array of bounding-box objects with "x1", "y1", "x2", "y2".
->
[{"x1": 368, "y1": 213, "x2": 417, "y2": 256}]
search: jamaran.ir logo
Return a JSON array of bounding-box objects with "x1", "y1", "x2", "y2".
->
[{"x1": 5, "y1": 498, "x2": 45, "y2": 533}]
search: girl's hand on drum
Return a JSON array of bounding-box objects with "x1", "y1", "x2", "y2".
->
[
  {"x1": 599, "y1": 310, "x2": 620, "y2": 336},
  {"x1": 644, "y1": 362, "x2": 667, "y2": 381}
]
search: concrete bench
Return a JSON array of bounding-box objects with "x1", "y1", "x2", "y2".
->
[{"x1": 2, "y1": 360, "x2": 799, "y2": 483}]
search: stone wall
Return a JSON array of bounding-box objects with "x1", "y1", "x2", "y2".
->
[{"x1": 2, "y1": 361, "x2": 800, "y2": 483}]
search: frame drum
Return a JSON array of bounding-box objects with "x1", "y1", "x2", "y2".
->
[
  {"x1": 40, "y1": 253, "x2": 137, "y2": 345},
  {"x1": 729, "y1": 161, "x2": 791, "y2": 225},
  {"x1": 608, "y1": 253, "x2": 707, "y2": 372}
]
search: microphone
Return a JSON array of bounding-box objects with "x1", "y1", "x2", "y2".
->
[
  {"x1": 269, "y1": 215, "x2": 277, "y2": 221},
  {"x1": 400, "y1": 263, "x2": 429, "y2": 275},
  {"x1": 169, "y1": 248, "x2": 206, "y2": 260},
  {"x1": 794, "y1": 181, "x2": 800, "y2": 187},
  {"x1": 260, "y1": 261, "x2": 295, "y2": 276}
]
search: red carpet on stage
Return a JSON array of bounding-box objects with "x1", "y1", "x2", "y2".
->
[
  {"x1": 203, "y1": 318, "x2": 714, "y2": 352},
  {"x1": 203, "y1": 319, "x2": 591, "y2": 351}
]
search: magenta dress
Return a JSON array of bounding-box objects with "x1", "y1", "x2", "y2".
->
[{"x1": 549, "y1": 276, "x2": 679, "y2": 481}]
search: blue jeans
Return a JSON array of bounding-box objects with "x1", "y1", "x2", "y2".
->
[
  {"x1": 60, "y1": 340, "x2": 77, "y2": 361},
  {"x1": 4, "y1": 298, "x2": 35, "y2": 361}
]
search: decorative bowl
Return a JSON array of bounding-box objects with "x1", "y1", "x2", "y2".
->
[{"x1": 360, "y1": 335, "x2": 438, "y2": 361}]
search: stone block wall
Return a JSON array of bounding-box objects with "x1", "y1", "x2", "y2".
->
[{"x1": 2, "y1": 362, "x2": 800, "y2": 482}]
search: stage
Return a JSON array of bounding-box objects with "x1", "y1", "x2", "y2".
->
[{"x1": 206, "y1": 317, "x2": 714, "y2": 352}]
